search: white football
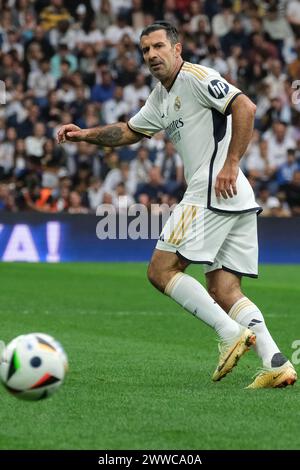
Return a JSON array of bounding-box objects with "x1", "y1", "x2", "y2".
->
[{"x1": 0, "y1": 333, "x2": 68, "y2": 400}]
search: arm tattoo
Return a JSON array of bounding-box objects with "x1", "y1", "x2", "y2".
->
[
  {"x1": 94, "y1": 126, "x2": 123, "y2": 146},
  {"x1": 85, "y1": 123, "x2": 141, "y2": 146}
]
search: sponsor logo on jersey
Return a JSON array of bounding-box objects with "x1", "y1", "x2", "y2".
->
[
  {"x1": 166, "y1": 118, "x2": 184, "y2": 136},
  {"x1": 208, "y1": 79, "x2": 229, "y2": 99},
  {"x1": 174, "y1": 96, "x2": 181, "y2": 111}
]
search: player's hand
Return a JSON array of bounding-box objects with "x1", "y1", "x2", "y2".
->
[
  {"x1": 56, "y1": 124, "x2": 84, "y2": 143},
  {"x1": 215, "y1": 163, "x2": 238, "y2": 199}
]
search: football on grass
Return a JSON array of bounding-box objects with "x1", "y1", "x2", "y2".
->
[{"x1": 0, "y1": 333, "x2": 68, "y2": 400}]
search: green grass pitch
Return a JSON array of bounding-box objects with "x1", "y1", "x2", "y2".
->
[{"x1": 0, "y1": 262, "x2": 299, "y2": 450}]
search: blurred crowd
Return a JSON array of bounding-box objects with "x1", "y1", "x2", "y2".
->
[{"x1": 1, "y1": 0, "x2": 300, "y2": 216}]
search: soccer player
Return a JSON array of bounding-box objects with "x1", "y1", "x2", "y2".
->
[{"x1": 57, "y1": 21, "x2": 297, "y2": 388}]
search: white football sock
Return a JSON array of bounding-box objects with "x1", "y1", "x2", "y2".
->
[
  {"x1": 228, "y1": 297, "x2": 284, "y2": 368},
  {"x1": 165, "y1": 273, "x2": 241, "y2": 341}
]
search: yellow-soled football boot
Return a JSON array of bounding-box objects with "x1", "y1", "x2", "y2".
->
[
  {"x1": 212, "y1": 328, "x2": 256, "y2": 382},
  {"x1": 246, "y1": 361, "x2": 297, "y2": 389}
]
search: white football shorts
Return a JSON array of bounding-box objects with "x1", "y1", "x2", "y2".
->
[{"x1": 156, "y1": 203, "x2": 259, "y2": 278}]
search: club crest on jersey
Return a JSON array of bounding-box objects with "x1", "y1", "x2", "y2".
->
[
  {"x1": 174, "y1": 96, "x2": 181, "y2": 111},
  {"x1": 208, "y1": 80, "x2": 229, "y2": 99}
]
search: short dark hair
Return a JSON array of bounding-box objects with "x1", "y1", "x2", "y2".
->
[{"x1": 140, "y1": 21, "x2": 179, "y2": 46}]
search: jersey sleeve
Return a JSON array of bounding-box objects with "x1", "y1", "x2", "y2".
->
[
  {"x1": 128, "y1": 87, "x2": 164, "y2": 138},
  {"x1": 188, "y1": 69, "x2": 242, "y2": 115}
]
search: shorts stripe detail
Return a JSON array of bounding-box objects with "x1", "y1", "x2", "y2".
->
[
  {"x1": 168, "y1": 207, "x2": 189, "y2": 244},
  {"x1": 169, "y1": 206, "x2": 193, "y2": 244},
  {"x1": 173, "y1": 206, "x2": 197, "y2": 246},
  {"x1": 169, "y1": 206, "x2": 197, "y2": 245},
  {"x1": 168, "y1": 206, "x2": 192, "y2": 244}
]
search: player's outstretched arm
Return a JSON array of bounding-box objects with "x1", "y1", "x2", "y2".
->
[
  {"x1": 215, "y1": 94, "x2": 256, "y2": 199},
  {"x1": 57, "y1": 122, "x2": 143, "y2": 147}
]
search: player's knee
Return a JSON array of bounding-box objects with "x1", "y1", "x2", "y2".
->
[
  {"x1": 207, "y1": 286, "x2": 217, "y2": 301},
  {"x1": 147, "y1": 262, "x2": 156, "y2": 285},
  {"x1": 208, "y1": 285, "x2": 232, "y2": 310},
  {"x1": 147, "y1": 261, "x2": 164, "y2": 292},
  {"x1": 209, "y1": 286, "x2": 228, "y2": 310},
  {"x1": 208, "y1": 285, "x2": 241, "y2": 312},
  {"x1": 147, "y1": 261, "x2": 179, "y2": 293}
]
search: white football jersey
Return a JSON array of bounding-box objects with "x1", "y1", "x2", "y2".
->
[{"x1": 128, "y1": 62, "x2": 260, "y2": 213}]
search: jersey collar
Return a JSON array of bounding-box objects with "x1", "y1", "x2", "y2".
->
[{"x1": 165, "y1": 60, "x2": 184, "y2": 93}]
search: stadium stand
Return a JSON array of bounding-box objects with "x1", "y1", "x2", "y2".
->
[{"x1": 1, "y1": 0, "x2": 300, "y2": 216}]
